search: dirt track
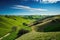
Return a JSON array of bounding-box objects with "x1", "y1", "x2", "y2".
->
[{"x1": 0, "y1": 33, "x2": 10, "y2": 40}]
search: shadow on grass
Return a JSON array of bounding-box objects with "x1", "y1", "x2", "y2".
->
[
  {"x1": 34, "y1": 20, "x2": 60, "y2": 32},
  {"x1": 16, "y1": 29, "x2": 29, "y2": 38}
]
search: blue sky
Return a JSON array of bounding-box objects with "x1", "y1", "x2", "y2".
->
[{"x1": 0, "y1": 0, "x2": 60, "y2": 15}]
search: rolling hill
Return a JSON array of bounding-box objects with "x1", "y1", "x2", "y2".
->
[
  {"x1": 16, "y1": 15, "x2": 60, "y2": 40},
  {"x1": 0, "y1": 15, "x2": 60, "y2": 40},
  {"x1": 0, "y1": 15, "x2": 45, "y2": 40},
  {"x1": 16, "y1": 32, "x2": 60, "y2": 40}
]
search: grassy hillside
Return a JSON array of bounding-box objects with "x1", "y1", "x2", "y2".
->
[
  {"x1": 33, "y1": 17, "x2": 60, "y2": 32},
  {"x1": 0, "y1": 15, "x2": 60, "y2": 40},
  {"x1": 16, "y1": 15, "x2": 60, "y2": 40},
  {"x1": 0, "y1": 15, "x2": 45, "y2": 39},
  {"x1": 0, "y1": 16, "x2": 31, "y2": 37},
  {"x1": 16, "y1": 32, "x2": 60, "y2": 40}
]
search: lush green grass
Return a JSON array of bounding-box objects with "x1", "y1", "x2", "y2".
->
[
  {"x1": 0, "y1": 15, "x2": 60, "y2": 40},
  {"x1": 16, "y1": 32, "x2": 60, "y2": 40},
  {"x1": 0, "y1": 16, "x2": 31, "y2": 37},
  {"x1": 16, "y1": 15, "x2": 60, "y2": 40},
  {"x1": 0, "y1": 15, "x2": 34, "y2": 40},
  {"x1": 0, "y1": 15, "x2": 45, "y2": 39},
  {"x1": 0, "y1": 28, "x2": 9, "y2": 37},
  {"x1": 2, "y1": 31, "x2": 17, "y2": 40}
]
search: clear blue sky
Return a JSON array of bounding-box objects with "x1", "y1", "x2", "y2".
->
[{"x1": 0, "y1": 0, "x2": 60, "y2": 15}]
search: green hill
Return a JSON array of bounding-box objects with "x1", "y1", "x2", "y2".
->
[
  {"x1": 0, "y1": 15, "x2": 60, "y2": 40},
  {"x1": 16, "y1": 15, "x2": 60, "y2": 40},
  {"x1": 0, "y1": 15, "x2": 45, "y2": 38},
  {"x1": 32, "y1": 16, "x2": 60, "y2": 32},
  {"x1": 16, "y1": 32, "x2": 60, "y2": 40},
  {"x1": 0, "y1": 15, "x2": 32, "y2": 37}
]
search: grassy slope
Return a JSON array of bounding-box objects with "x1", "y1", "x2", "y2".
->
[
  {"x1": 0, "y1": 16, "x2": 33, "y2": 37},
  {"x1": 0, "y1": 15, "x2": 60, "y2": 40},
  {"x1": 0, "y1": 15, "x2": 44, "y2": 37},
  {"x1": 16, "y1": 32, "x2": 60, "y2": 40},
  {"x1": 34, "y1": 19, "x2": 60, "y2": 32},
  {"x1": 16, "y1": 15, "x2": 60, "y2": 40}
]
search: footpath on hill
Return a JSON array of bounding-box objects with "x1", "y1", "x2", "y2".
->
[{"x1": 0, "y1": 33, "x2": 10, "y2": 40}]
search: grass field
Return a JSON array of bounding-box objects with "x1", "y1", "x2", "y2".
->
[
  {"x1": 16, "y1": 32, "x2": 60, "y2": 40},
  {"x1": 0, "y1": 15, "x2": 60, "y2": 40},
  {"x1": 0, "y1": 15, "x2": 46, "y2": 40},
  {"x1": 16, "y1": 15, "x2": 60, "y2": 40}
]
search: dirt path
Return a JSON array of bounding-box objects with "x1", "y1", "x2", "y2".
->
[
  {"x1": 31, "y1": 19, "x2": 53, "y2": 31},
  {"x1": 31, "y1": 16, "x2": 59, "y2": 27},
  {"x1": 0, "y1": 33, "x2": 10, "y2": 40},
  {"x1": 35, "y1": 20, "x2": 52, "y2": 27},
  {"x1": 31, "y1": 17, "x2": 59, "y2": 31}
]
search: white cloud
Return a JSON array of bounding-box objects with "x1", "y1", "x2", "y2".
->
[
  {"x1": 11, "y1": 5, "x2": 47, "y2": 12},
  {"x1": 35, "y1": 0, "x2": 60, "y2": 3},
  {"x1": 42, "y1": 0, "x2": 60, "y2": 3}
]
